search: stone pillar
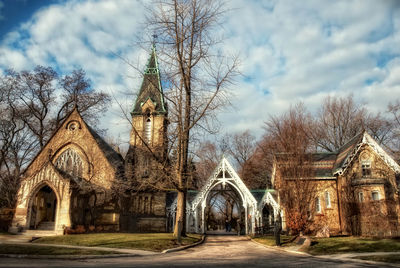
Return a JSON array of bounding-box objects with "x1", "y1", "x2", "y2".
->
[
  {"x1": 9, "y1": 183, "x2": 30, "y2": 233},
  {"x1": 56, "y1": 180, "x2": 71, "y2": 234}
]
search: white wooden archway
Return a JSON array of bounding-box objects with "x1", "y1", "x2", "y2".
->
[
  {"x1": 190, "y1": 156, "x2": 258, "y2": 234},
  {"x1": 257, "y1": 191, "x2": 281, "y2": 230}
]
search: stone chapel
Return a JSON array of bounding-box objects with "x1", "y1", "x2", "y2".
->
[{"x1": 9, "y1": 45, "x2": 170, "y2": 234}]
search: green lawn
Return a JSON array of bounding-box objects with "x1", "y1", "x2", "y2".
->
[
  {"x1": 253, "y1": 235, "x2": 296, "y2": 247},
  {"x1": 0, "y1": 244, "x2": 117, "y2": 255},
  {"x1": 35, "y1": 233, "x2": 202, "y2": 252},
  {"x1": 354, "y1": 254, "x2": 400, "y2": 264},
  {"x1": 307, "y1": 237, "x2": 400, "y2": 255}
]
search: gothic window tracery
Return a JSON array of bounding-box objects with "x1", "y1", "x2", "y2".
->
[{"x1": 55, "y1": 148, "x2": 83, "y2": 178}]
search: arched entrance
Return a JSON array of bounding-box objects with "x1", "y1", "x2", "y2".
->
[
  {"x1": 28, "y1": 184, "x2": 58, "y2": 230},
  {"x1": 256, "y1": 191, "x2": 281, "y2": 234},
  {"x1": 190, "y1": 157, "x2": 258, "y2": 235},
  {"x1": 204, "y1": 183, "x2": 243, "y2": 234}
]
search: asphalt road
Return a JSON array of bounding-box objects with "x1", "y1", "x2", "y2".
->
[{"x1": 0, "y1": 235, "x2": 394, "y2": 268}]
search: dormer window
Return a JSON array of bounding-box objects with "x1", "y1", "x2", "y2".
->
[
  {"x1": 361, "y1": 160, "x2": 371, "y2": 177},
  {"x1": 144, "y1": 110, "x2": 152, "y2": 143}
]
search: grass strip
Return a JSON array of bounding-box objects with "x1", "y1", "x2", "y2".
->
[
  {"x1": 307, "y1": 237, "x2": 400, "y2": 255},
  {"x1": 0, "y1": 243, "x2": 118, "y2": 255},
  {"x1": 253, "y1": 235, "x2": 296, "y2": 247},
  {"x1": 35, "y1": 233, "x2": 201, "y2": 252}
]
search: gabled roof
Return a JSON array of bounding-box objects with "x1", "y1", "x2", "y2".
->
[
  {"x1": 312, "y1": 153, "x2": 337, "y2": 178},
  {"x1": 24, "y1": 107, "x2": 124, "y2": 177},
  {"x1": 333, "y1": 131, "x2": 364, "y2": 174},
  {"x1": 275, "y1": 130, "x2": 400, "y2": 179},
  {"x1": 132, "y1": 44, "x2": 167, "y2": 115},
  {"x1": 85, "y1": 124, "x2": 124, "y2": 173},
  {"x1": 333, "y1": 131, "x2": 400, "y2": 175}
]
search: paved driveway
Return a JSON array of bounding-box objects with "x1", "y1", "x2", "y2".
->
[{"x1": 0, "y1": 235, "x2": 394, "y2": 268}]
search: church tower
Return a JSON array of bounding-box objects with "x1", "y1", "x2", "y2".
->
[
  {"x1": 122, "y1": 44, "x2": 170, "y2": 232},
  {"x1": 129, "y1": 44, "x2": 167, "y2": 150}
]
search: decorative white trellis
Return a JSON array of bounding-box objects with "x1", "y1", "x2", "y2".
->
[
  {"x1": 257, "y1": 191, "x2": 281, "y2": 229},
  {"x1": 189, "y1": 156, "x2": 259, "y2": 234}
]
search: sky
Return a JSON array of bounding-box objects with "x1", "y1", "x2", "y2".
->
[{"x1": 1, "y1": 0, "x2": 400, "y2": 149}]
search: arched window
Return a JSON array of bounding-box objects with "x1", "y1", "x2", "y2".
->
[
  {"x1": 358, "y1": 192, "x2": 364, "y2": 202},
  {"x1": 144, "y1": 110, "x2": 152, "y2": 143},
  {"x1": 55, "y1": 148, "x2": 83, "y2": 177},
  {"x1": 315, "y1": 197, "x2": 321, "y2": 213},
  {"x1": 325, "y1": 191, "x2": 331, "y2": 208}
]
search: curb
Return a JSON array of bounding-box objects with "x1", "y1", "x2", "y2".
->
[
  {"x1": 0, "y1": 253, "x2": 142, "y2": 260},
  {"x1": 162, "y1": 235, "x2": 206, "y2": 254},
  {"x1": 0, "y1": 236, "x2": 205, "y2": 259}
]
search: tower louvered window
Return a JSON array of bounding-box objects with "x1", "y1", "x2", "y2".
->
[{"x1": 144, "y1": 110, "x2": 152, "y2": 143}]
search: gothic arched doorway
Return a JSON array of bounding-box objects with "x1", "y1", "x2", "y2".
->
[{"x1": 28, "y1": 184, "x2": 57, "y2": 230}]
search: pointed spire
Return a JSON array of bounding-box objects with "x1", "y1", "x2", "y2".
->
[
  {"x1": 144, "y1": 41, "x2": 159, "y2": 75},
  {"x1": 132, "y1": 44, "x2": 167, "y2": 115}
]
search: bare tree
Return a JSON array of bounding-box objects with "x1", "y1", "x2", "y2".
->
[
  {"x1": 388, "y1": 100, "x2": 400, "y2": 160},
  {"x1": 55, "y1": 69, "x2": 111, "y2": 128},
  {"x1": 194, "y1": 141, "x2": 219, "y2": 188},
  {"x1": 0, "y1": 75, "x2": 36, "y2": 208},
  {"x1": 311, "y1": 95, "x2": 366, "y2": 152},
  {"x1": 143, "y1": 0, "x2": 239, "y2": 238},
  {"x1": 13, "y1": 66, "x2": 57, "y2": 149},
  {"x1": 265, "y1": 103, "x2": 318, "y2": 235},
  {"x1": 312, "y1": 95, "x2": 393, "y2": 152}
]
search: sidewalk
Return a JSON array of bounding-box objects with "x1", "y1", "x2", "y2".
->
[
  {"x1": 0, "y1": 234, "x2": 34, "y2": 243},
  {"x1": 315, "y1": 252, "x2": 400, "y2": 268},
  {"x1": 251, "y1": 238, "x2": 400, "y2": 267}
]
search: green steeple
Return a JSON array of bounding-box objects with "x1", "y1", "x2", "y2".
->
[{"x1": 132, "y1": 44, "x2": 167, "y2": 115}]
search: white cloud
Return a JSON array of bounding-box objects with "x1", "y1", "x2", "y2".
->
[{"x1": 0, "y1": 0, "x2": 400, "y2": 143}]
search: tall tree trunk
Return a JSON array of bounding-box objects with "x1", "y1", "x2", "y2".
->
[{"x1": 173, "y1": 187, "x2": 187, "y2": 238}]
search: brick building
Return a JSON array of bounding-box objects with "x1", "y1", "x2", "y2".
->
[{"x1": 273, "y1": 131, "x2": 400, "y2": 237}]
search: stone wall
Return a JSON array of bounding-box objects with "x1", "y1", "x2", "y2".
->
[{"x1": 338, "y1": 145, "x2": 400, "y2": 237}]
